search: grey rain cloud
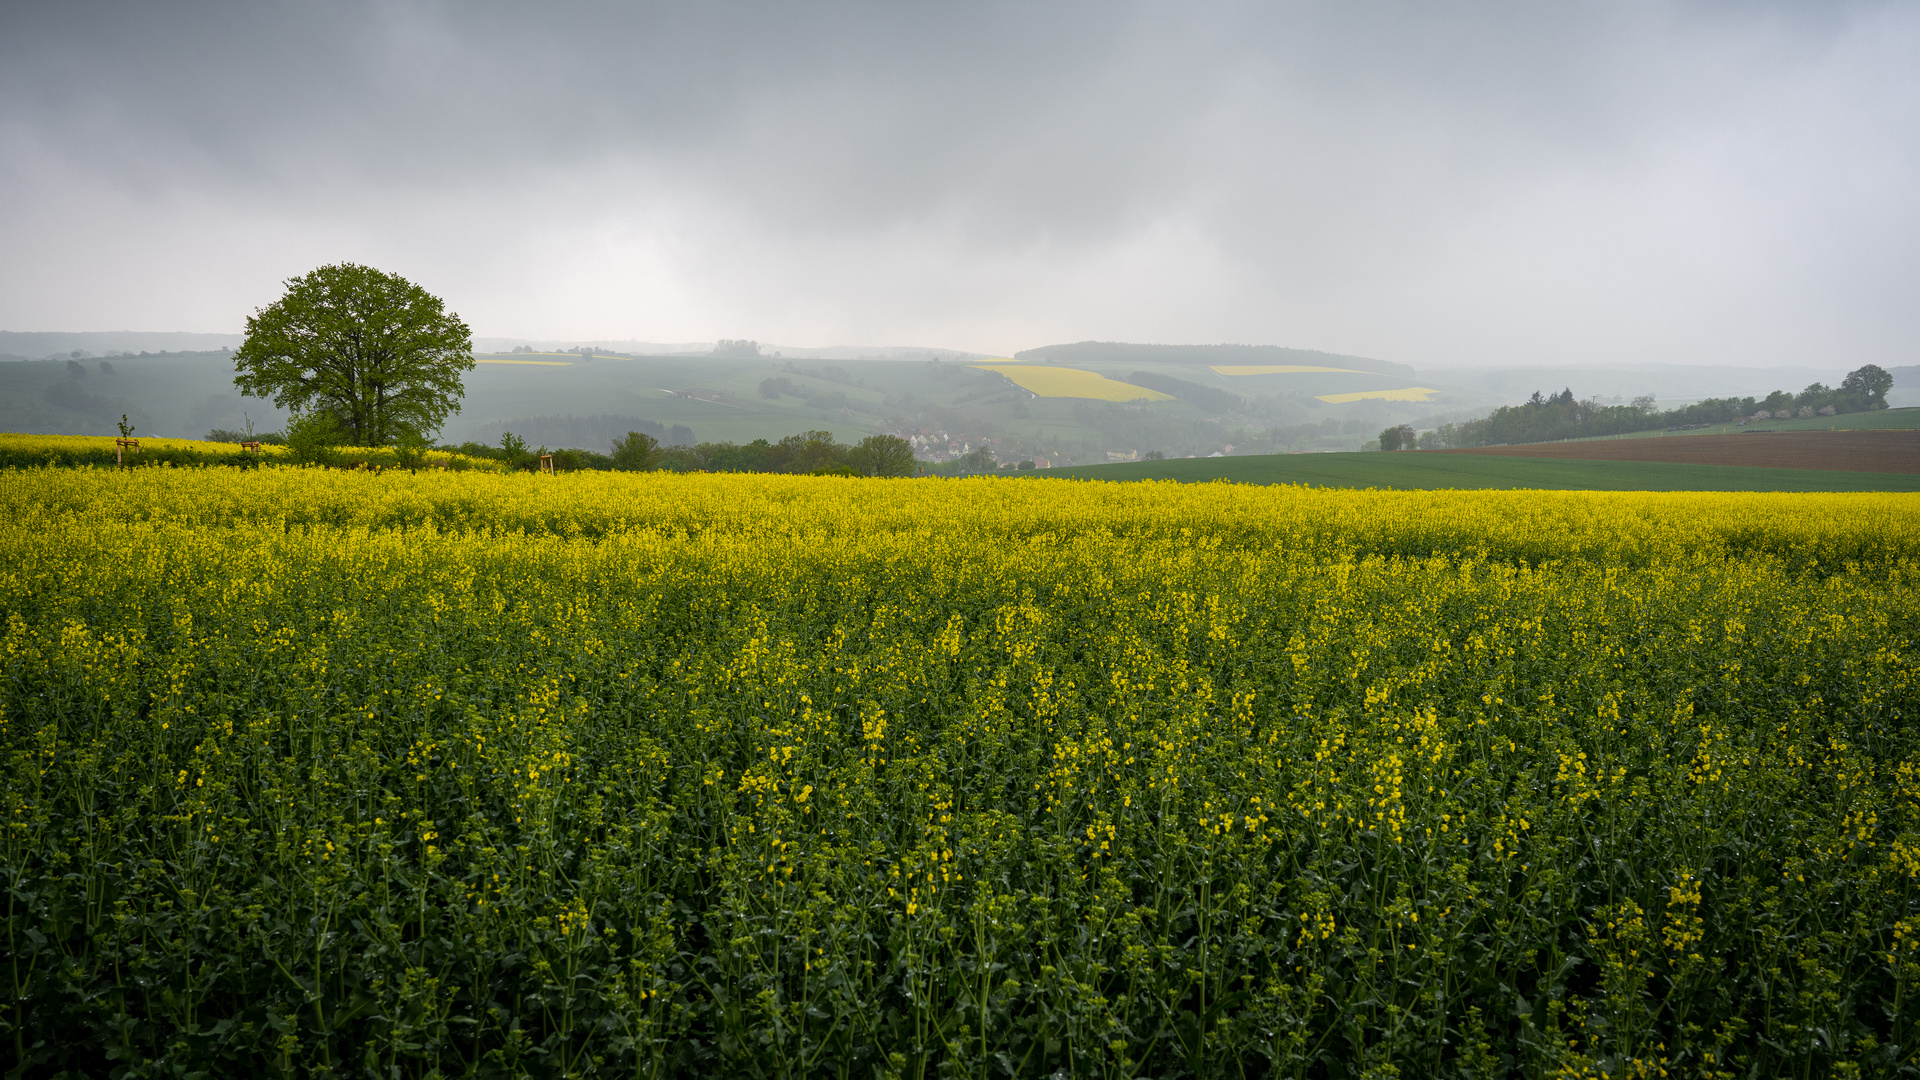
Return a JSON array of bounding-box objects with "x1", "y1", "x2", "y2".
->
[{"x1": 2, "y1": 0, "x2": 1916, "y2": 367}]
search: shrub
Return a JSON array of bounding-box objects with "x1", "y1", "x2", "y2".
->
[{"x1": 284, "y1": 410, "x2": 350, "y2": 466}]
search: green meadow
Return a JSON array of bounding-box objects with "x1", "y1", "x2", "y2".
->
[{"x1": 1042, "y1": 450, "x2": 1920, "y2": 491}]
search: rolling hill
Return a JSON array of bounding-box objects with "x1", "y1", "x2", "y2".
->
[
  {"x1": 9, "y1": 338, "x2": 1898, "y2": 467},
  {"x1": 0, "y1": 345, "x2": 1466, "y2": 464}
]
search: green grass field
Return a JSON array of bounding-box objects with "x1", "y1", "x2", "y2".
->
[{"x1": 1042, "y1": 449, "x2": 1920, "y2": 491}]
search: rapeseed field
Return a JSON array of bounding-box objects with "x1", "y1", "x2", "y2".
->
[
  {"x1": 971, "y1": 365, "x2": 1174, "y2": 402},
  {"x1": 2, "y1": 467, "x2": 1916, "y2": 1077},
  {"x1": 1313, "y1": 388, "x2": 1438, "y2": 404}
]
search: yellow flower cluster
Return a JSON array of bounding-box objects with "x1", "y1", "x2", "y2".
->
[{"x1": 1, "y1": 466, "x2": 1916, "y2": 1076}]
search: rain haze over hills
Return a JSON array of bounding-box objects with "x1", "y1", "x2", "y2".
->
[{"x1": 3, "y1": 2, "x2": 1918, "y2": 450}]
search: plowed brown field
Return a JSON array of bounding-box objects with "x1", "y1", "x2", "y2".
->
[{"x1": 1428, "y1": 431, "x2": 1920, "y2": 473}]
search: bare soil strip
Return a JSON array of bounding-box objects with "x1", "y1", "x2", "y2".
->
[{"x1": 1426, "y1": 431, "x2": 1920, "y2": 474}]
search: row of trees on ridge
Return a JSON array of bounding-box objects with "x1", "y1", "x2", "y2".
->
[
  {"x1": 1381, "y1": 365, "x2": 1894, "y2": 450},
  {"x1": 449, "y1": 429, "x2": 923, "y2": 477}
]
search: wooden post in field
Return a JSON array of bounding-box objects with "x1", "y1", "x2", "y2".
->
[
  {"x1": 240, "y1": 440, "x2": 262, "y2": 456},
  {"x1": 539, "y1": 453, "x2": 555, "y2": 475},
  {"x1": 115, "y1": 437, "x2": 140, "y2": 467}
]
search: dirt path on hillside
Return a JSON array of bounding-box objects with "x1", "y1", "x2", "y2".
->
[{"x1": 1425, "y1": 431, "x2": 1920, "y2": 473}]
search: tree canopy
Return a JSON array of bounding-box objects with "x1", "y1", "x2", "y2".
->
[
  {"x1": 1377, "y1": 424, "x2": 1415, "y2": 451},
  {"x1": 610, "y1": 431, "x2": 662, "y2": 471},
  {"x1": 1841, "y1": 363, "x2": 1892, "y2": 408},
  {"x1": 846, "y1": 434, "x2": 917, "y2": 477},
  {"x1": 232, "y1": 264, "x2": 474, "y2": 446}
]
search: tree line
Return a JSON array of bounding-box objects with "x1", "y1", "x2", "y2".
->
[
  {"x1": 1381, "y1": 364, "x2": 1894, "y2": 450},
  {"x1": 446, "y1": 429, "x2": 924, "y2": 477}
]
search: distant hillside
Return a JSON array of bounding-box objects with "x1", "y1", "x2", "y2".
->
[
  {"x1": 1014, "y1": 342, "x2": 1417, "y2": 379},
  {"x1": 469, "y1": 340, "x2": 991, "y2": 361},
  {"x1": 1890, "y1": 365, "x2": 1920, "y2": 408},
  {"x1": 0, "y1": 331, "x2": 243, "y2": 358},
  {"x1": 5, "y1": 348, "x2": 1417, "y2": 462}
]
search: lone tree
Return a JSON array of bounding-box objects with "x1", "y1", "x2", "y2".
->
[
  {"x1": 232, "y1": 263, "x2": 474, "y2": 446},
  {"x1": 1378, "y1": 424, "x2": 1415, "y2": 451}
]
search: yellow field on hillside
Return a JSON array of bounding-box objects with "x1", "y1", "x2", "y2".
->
[
  {"x1": 972, "y1": 364, "x2": 1173, "y2": 401},
  {"x1": 474, "y1": 356, "x2": 575, "y2": 366},
  {"x1": 1317, "y1": 386, "x2": 1438, "y2": 403}
]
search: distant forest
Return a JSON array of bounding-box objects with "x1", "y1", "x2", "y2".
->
[
  {"x1": 1400, "y1": 364, "x2": 1894, "y2": 449},
  {"x1": 457, "y1": 414, "x2": 696, "y2": 451}
]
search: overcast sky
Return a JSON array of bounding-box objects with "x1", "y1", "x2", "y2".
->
[{"x1": 3, "y1": 1, "x2": 1916, "y2": 367}]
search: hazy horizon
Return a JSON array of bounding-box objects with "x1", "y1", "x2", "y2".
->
[{"x1": 2, "y1": 330, "x2": 1901, "y2": 382}]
